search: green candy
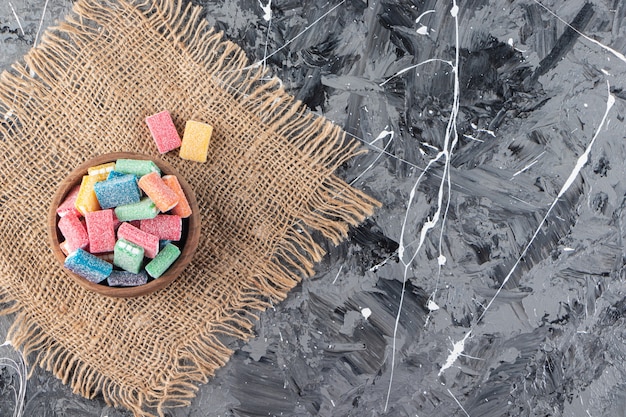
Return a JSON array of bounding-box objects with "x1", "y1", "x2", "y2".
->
[
  {"x1": 113, "y1": 238, "x2": 144, "y2": 274},
  {"x1": 115, "y1": 159, "x2": 161, "y2": 177},
  {"x1": 145, "y1": 243, "x2": 180, "y2": 278},
  {"x1": 114, "y1": 197, "x2": 158, "y2": 221}
]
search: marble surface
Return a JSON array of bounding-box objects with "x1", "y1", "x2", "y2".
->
[{"x1": 2, "y1": 0, "x2": 626, "y2": 416}]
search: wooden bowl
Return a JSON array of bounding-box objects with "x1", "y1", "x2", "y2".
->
[{"x1": 48, "y1": 152, "x2": 200, "y2": 298}]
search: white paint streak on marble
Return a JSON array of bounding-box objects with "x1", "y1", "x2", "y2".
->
[
  {"x1": 533, "y1": 0, "x2": 626, "y2": 64},
  {"x1": 351, "y1": 129, "x2": 394, "y2": 186},
  {"x1": 441, "y1": 82, "x2": 615, "y2": 378},
  {"x1": 387, "y1": 0, "x2": 462, "y2": 410},
  {"x1": 8, "y1": 2, "x2": 25, "y2": 36}
]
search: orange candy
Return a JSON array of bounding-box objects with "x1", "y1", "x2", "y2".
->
[
  {"x1": 137, "y1": 172, "x2": 179, "y2": 212},
  {"x1": 162, "y1": 175, "x2": 192, "y2": 218}
]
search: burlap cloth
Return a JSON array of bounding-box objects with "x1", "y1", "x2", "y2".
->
[{"x1": 0, "y1": 0, "x2": 379, "y2": 415}]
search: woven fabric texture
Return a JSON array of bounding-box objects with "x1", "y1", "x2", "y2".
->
[{"x1": 0, "y1": 0, "x2": 379, "y2": 415}]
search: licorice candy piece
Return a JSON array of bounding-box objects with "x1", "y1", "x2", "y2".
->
[{"x1": 95, "y1": 252, "x2": 115, "y2": 263}]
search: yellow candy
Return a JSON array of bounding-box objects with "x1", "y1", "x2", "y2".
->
[
  {"x1": 75, "y1": 175, "x2": 101, "y2": 215},
  {"x1": 87, "y1": 162, "x2": 116, "y2": 181},
  {"x1": 179, "y1": 120, "x2": 212, "y2": 163}
]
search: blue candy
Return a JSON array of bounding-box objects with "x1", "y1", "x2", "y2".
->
[
  {"x1": 94, "y1": 174, "x2": 141, "y2": 209},
  {"x1": 106, "y1": 170, "x2": 130, "y2": 180},
  {"x1": 64, "y1": 248, "x2": 113, "y2": 283}
]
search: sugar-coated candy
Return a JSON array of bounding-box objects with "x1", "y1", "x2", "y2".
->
[
  {"x1": 146, "y1": 110, "x2": 182, "y2": 154},
  {"x1": 88, "y1": 162, "x2": 116, "y2": 180},
  {"x1": 145, "y1": 243, "x2": 180, "y2": 278},
  {"x1": 113, "y1": 238, "x2": 144, "y2": 274},
  {"x1": 179, "y1": 120, "x2": 212, "y2": 163},
  {"x1": 117, "y1": 222, "x2": 159, "y2": 258},
  {"x1": 107, "y1": 170, "x2": 128, "y2": 180},
  {"x1": 75, "y1": 175, "x2": 101, "y2": 215},
  {"x1": 85, "y1": 209, "x2": 116, "y2": 253},
  {"x1": 108, "y1": 270, "x2": 148, "y2": 287},
  {"x1": 114, "y1": 197, "x2": 159, "y2": 222},
  {"x1": 138, "y1": 172, "x2": 178, "y2": 212},
  {"x1": 140, "y1": 215, "x2": 182, "y2": 241},
  {"x1": 58, "y1": 212, "x2": 89, "y2": 253},
  {"x1": 115, "y1": 159, "x2": 161, "y2": 177},
  {"x1": 57, "y1": 184, "x2": 81, "y2": 217},
  {"x1": 94, "y1": 174, "x2": 141, "y2": 209},
  {"x1": 161, "y1": 175, "x2": 192, "y2": 218},
  {"x1": 64, "y1": 248, "x2": 112, "y2": 283}
]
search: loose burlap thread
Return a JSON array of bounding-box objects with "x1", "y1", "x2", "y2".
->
[{"x1": 0, "y1": 0, "x2": 380, "y2": 415}]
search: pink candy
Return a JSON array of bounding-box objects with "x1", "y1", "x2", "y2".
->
[
  {"x1": 117, "y1": 222, "x2": 160, "y2": 258},
  {"x1": 58, "y1": 212, "x2": 89, "y2": 253},
  {"x1": 56, "y1": 185, "x2": 81, "y2": 217},
  {"x1": 85, "y1": 209, "x2": 116, "y2": 253},
  {"x1": 140, "y1": 215, "x2": 182, "y2": 241},
  {"x1": 146, "y1": 110, "x2": 182, "y2": 154}
]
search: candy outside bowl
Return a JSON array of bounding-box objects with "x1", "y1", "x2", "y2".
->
[{"x1": 48, "y1": 152, "x2": 200, "y2": 298}]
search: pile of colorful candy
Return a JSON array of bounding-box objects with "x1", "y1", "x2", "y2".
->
[
  {"x1": 53, "y1": 110, "x2": 210, "y2": 288},
  {"x1": 56, "y1": 158, "x2": 193, "y2": 286}
]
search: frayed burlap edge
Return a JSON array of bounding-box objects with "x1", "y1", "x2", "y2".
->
[{"x1": 0, "y1": 0, "x2": 381, "y2": 415}]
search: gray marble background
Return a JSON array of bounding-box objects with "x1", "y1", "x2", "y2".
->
[{"x1": 3, "y1": 0, "x2": 626, "y2": 416}]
